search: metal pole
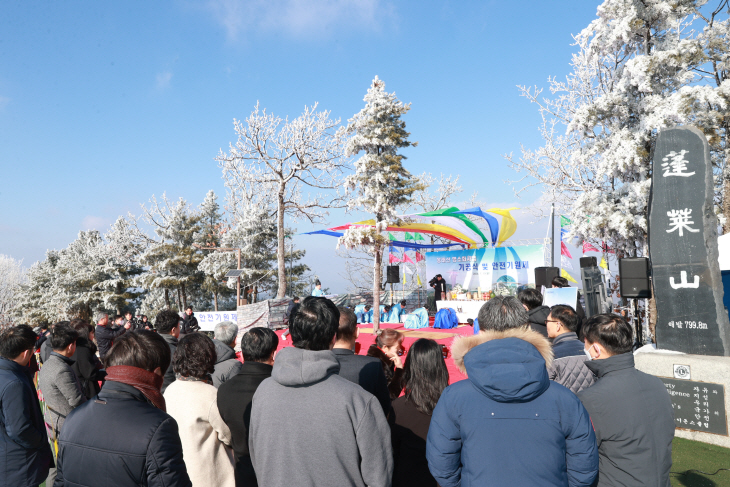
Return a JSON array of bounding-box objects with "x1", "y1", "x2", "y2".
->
[
  {"x1": 550, "y1": 203, "x2": 555, "y2": 267},
  {"x1": 237, "y1": 249, "x2": 241, "y2": 307}
]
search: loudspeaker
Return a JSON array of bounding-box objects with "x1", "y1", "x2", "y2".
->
[
  {"x1": 580, "y1": 256, "x2": 597, "y2": 268},
  {"x1": 535, "y1": 267, "x2": 560, "y2": 289},
  {"x1": 386, "y1": 266, "x2": 400, "y2": 284},
  {"x1": 619, "y1": 258, "x2": 651, "y2": 298}
]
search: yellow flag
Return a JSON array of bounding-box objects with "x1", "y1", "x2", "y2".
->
[
  {"x1": 561, "y1": 268, "x2": 578, "y2": 284},
  {"x1": 486, "y1": 207, "x2": 519, "y2": 246},
  {"x1": 403, "y1": 269, "x2": 407, "y2": 285},
  {"x1": 417, "y1": 274, "x2": 422, "y2": 286},
  {"x1": 599, "y1": 257, "x2": 608, "y2": 270}
]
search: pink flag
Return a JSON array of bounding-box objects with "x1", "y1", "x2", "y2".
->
[
  {"x1": 389, "y1": 253, "x2": 401, "y2": 264},
  {"x1": 415, "y1": 252, "x2": 424, "y2": 262},
  {"x1": 402, "y1": 252, "x2": 414, "y2": 264},
  {"x1": 582, "y1": 241, "x2": 600, "y2": 254},
  {"x1": 560, "y1": 241, "x2": 573, "y2": 259}
]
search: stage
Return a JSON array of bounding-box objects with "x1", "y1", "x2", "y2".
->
[{"x1": 274, "y1": 322, "x2": 473, "y2": 385}]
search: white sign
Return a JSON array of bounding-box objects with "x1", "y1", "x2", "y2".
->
[{"x1": 192, "y1": 311, "x2": 238, "y2": 332}]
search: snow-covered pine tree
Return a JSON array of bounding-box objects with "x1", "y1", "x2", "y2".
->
[
  {"x1": 508, "y1": 0, "x2": 730, "y2": 255},
  {"x1": 338, "y1": 76, "x2": 422, "y2": 331},
  {"x1": 0, "y1": 255, "x2": 26, "y2": 328},
  {"x1": 195, "y1": 190, "x2": 234, "y2": 310},
  {"x1": 138, "y1": 194, "x2": 205, "y2": 311},
  {"x1": 94, "y1": 216, "x2": 146, "y2": 314},
  {"x1": 12, "y1": 251, "x2": 60, "y2": 325}
]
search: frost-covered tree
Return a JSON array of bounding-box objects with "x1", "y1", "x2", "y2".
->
[
  {"x1": 138, "y1": 194, "x2": 205, "y2": 310},
  {"x1": 12, "y1": 252, "x2": 60, "y2": 325},
  {"x1": 194, "y1": 190, "x2": 234, "y2": 310},
  {"x1": 507, "y1": 0, "x2": 730, "y2": 255},
  {"x1": 338, "y1": 76, "x2": 422, "y2": 331},
  {"x1": 0, "y1": 255, "x2": 26, "y2": 328},
  {"x1": 93, "y1": 216, "x2": 146, "y2": 314},
  {"x1": 217, "y1": 102, "x2": 348, "y2": 298}
]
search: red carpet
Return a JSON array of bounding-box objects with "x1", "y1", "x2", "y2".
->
[{"x1": 274, "y1": 323, "x2": 473, "y2": 386}]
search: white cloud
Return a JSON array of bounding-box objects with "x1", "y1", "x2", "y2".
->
[
  {"x1": 81, "y1": 216, "x2": 111, "y2": 231},
  {"x1": 156, "y1": 71, "x2": 173, "y2": 89},
  {"x1": 205, "y1": 0, "x2": 394, "y2": 40}
]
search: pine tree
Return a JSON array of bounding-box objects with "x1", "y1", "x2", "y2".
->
[
  {"x1": 138, "y1": 195, "x2": 205, "y2": 311},
  {"x1": 195, "y1": 190, "x2": 234, "y2": 310},
  {"x1": 339, "y1": 76, "x2": 422, "y2": 331}
]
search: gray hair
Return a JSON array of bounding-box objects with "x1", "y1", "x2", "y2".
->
[
  {"x1": 477, "y1": 296, "x2": 529, "y2": 332},
  {"x1": 214, "y1": 321, "x2": 239, "y2": 345},
  {"x1": 94, "y1": 310, "x2": 108, "y2": 324}
]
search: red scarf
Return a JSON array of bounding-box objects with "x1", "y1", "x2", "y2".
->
[{"x1": 105, "y1": 365, "x2": 166, "y2": 412}]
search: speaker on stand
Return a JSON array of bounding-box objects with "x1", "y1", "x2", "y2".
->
[
  {"x1": 535, "y1": 267, "x2": 560, "y2": 290},
  {"x1": 618, "y1": 257, "x2": 651, "y2": 348},
  {"x1": 386, "y1": 266, "x2": 400, "y2": 305}
]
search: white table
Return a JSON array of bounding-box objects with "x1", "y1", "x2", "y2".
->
[{"x1": 436, "y1": 300, "x2": 486, "y2": 323}]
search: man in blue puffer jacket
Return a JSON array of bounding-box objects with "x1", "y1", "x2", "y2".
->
[{"x1": 426, "y1": 296, "x2": 598, "y2": 487}]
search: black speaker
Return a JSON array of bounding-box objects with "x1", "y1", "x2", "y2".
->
[
  {"x1": 535, "y1": 267, "x2": 560, "y2": 289},
  {"x1": 386, "y1": 266, "x2": 400, "y2": 284},
  {"x1": 619, "y1": 258, "x2": 651, "y2": 298},
  {"x1": 580, "y1": 256, "x2": 597, "y2": 268}
]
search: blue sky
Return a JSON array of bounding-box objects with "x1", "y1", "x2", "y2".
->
[{"x1": 0, "y1": 0, "x2": 600, "y2": 292}]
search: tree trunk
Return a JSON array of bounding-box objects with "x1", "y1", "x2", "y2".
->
[
  {"x1": 164, "y1": 289, "x2": 170, "y2": 309},
  {"x1": 177, "y1": 288, "x2": 182, "y2": 312},
  {"x1": 276, "y1": 186, "x2": 287, "y2": 298},
  {"x1": 373, "y1": 247, "x2": 382, "y2": 333},
  {"x1": 181, "y1": 284, "x2": 187, "y2": 310},
  {"x1": 213, "y1": 291, "x2": 218, "y2": 312},
  {"x1": 722, "y1": 176, "x2": 730, "y2": 235}
]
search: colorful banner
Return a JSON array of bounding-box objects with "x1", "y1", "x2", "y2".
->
[{"x1": 425, "y1": 245, "x2": 545, "y2": 293}]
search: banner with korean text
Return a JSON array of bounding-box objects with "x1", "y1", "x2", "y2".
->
[
  {"x1": 191, "y1": 311, "x2": 239, "y2": 332},
  {"x1": 425, "y1": 245, "x2": 545, "y2": 294}
]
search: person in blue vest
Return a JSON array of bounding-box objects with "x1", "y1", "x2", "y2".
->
[
  {"x1": 311, "y1": 280, "x2": 325, "y2": 297},
  {"x1": 388, "y1": 300, "x2": 407, "y2": 323}
]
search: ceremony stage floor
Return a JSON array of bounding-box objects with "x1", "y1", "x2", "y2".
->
[{"x1": 274, "y1": 323, "x2": 473, "y2": 385}]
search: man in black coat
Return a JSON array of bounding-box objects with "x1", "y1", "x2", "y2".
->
[
  {"x1": 429, "y1": 274, "x2": 447, "y2": 301},
  {"x1": 155, "y1": 310, "x2": 181, "y2": 394},
  {"x1": 217, "y1": 327, "x2": 279, "y2": 487},
  {"x1": 333, "y1": 307, "x2": 391, "y2": 417},
  {"x1": 0, "y1": 325, "x2": 54, "y2": 487},
  {"x1": 95, "y1": 312, "x2": 131, "y2": 362},
  {"x1": 518, "y1": 287, "x2": 550, "y2": 337},
  {"x1": 181, "y1": 306, "x2": 200, "y2": 334},
  {"x1": 54, "y1": 330, "x2": 191, "y2": 487},
  {"x1": 578, "y1": 314, "x2": 675, "y2": 486}
]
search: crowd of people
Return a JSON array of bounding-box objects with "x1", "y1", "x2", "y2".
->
[{"x1": 0, "y1": 292, "x2": 675, "y2": 487}]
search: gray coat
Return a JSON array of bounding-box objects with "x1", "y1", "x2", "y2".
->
[
  {"x1": 578, "y1": 353, "x2": 675, "y2": 487},
  {"x1": 249, "y1": 347, "x2": 393, "y2": 487},
  {"x1": 548, "y1": 332, "x2": 596, "y2": 393},
  {"x1": 38, "y1": 352, "x2": 86, "y2": 435},
  {"x1": 211, "y1": 339, "x2": 242, "y2": 389}
]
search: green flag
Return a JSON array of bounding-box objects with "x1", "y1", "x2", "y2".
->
[
  {"x1": 560, "y1": 215, "x2": 571, "y2": 227},
  {"x1": 388, "y1": 232, "x2": 396, "y2": 241},
  {"x1": 414, "y1": 233, "x2": 425, "y2": 241},
  {"x1": 404, "y1": 232, "x2": 414, "y2": 241}
]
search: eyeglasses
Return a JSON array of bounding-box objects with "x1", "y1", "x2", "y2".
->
[{"x1": 545, "y1": 319, "x2": 562, "y2": 325}]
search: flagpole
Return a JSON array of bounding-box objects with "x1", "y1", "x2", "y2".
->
[{"x1": 550, "y1": 203, "x2": 555, "y2": 267}]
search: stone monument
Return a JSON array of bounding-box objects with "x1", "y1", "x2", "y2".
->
[{"x1": 640, "y1": 126, "x2": 730, "y2": 447}]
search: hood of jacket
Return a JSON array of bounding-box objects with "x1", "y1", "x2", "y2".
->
[
  {"x1": 271, "y1": 347, "x2": 340, "y2": 387},
  {"x1": 528, "y1": 305, "x2": 550, "y2": 324},
  {"x1": 451, "y1": 327, "x2": 553, "y2": 403},
  {"x1": 212, "y1": 338, "x2": 235, "y2": 364}
]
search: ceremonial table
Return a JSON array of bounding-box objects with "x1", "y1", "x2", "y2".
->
[{"x1": 436, "y1": 300, "x2": 486, "y2": 323}]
